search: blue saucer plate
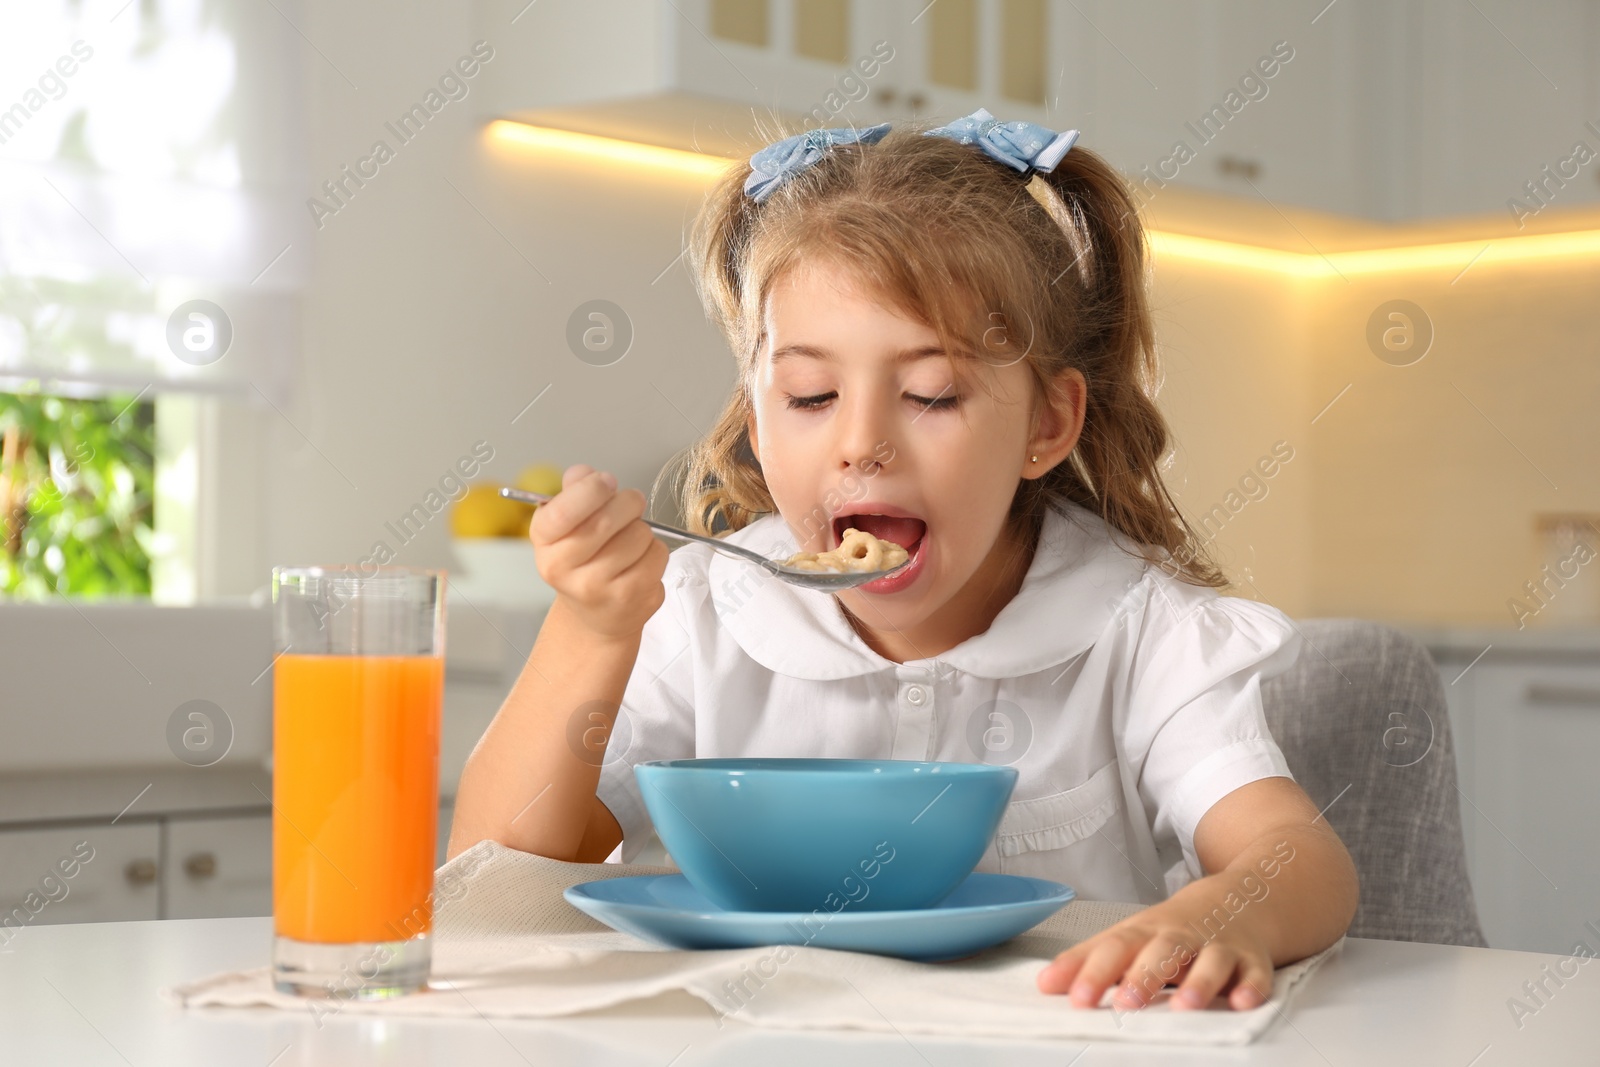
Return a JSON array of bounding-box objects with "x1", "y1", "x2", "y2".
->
[{"x1": 564, "y1": 871, "x2": 1075, "y2": 962}]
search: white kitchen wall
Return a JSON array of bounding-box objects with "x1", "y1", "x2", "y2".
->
[
  {"x1": 1309, "y1": 250, "x2": 1600, "y2": 627},
  {"x1": 1148, "y1": 267, "x2": 1315, "y2": 614}
]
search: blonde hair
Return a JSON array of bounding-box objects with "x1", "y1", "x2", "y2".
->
[{"x1": 674, "y1": 120, "x2": 1226, "y2": 589}]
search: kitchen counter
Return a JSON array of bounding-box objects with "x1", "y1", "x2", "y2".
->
[
  {"x1": 1396, "y1": 622, "x2": 1600, "y2": 659},
  {"x1": 0, "y1": 763, "x2": 473, "y2": 828},
  {"x1": 0, "y1": 916, "x2": 1593, "y2": 1064},
  {"x1": 0, "y1": 600, "x2": 536, "y2": 925},
  {"x1": 0, "y1": 764, "x2": 273, "y2": 829},
  {"x1": 0, "y1": 597, "x2": 541, "y2": 777},
  {"x1": 0, "y1": 638, "x2": 519, "y2": 831}
]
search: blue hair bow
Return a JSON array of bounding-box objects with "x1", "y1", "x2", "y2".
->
[
  {"x1": 743, "y1": 122, "x2": 893, "y2": 202},
  {"x1": 923, "y1": 108, "x2": 1079, "y2": 175}
]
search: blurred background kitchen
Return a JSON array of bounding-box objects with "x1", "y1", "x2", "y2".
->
[{"x1": 1, "y1": 0, "x2": 1596, "y2": 954}]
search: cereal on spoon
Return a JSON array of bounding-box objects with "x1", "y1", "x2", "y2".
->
[{"x1": 783, "y1": 527, "x2": 909, "y2": 573}]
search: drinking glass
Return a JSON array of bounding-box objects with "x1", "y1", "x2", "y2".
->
[{"x1": 270, "y1": 565, "x2": 445, "y2": 998}]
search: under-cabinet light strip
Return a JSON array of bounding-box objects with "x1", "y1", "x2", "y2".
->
[{"x1": 488, "y1": 120, "x2": 1600, "y2": 277}]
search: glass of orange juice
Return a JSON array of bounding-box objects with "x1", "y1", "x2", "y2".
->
[{"x1": 269, "y1": 565, "x2": 445, "y2": 998}]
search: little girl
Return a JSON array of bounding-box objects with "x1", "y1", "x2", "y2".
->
[{"x1": 451, "y1": 110, "x2": 1358, "y2": 1013}]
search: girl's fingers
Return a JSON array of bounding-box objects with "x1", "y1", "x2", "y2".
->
[
  {"x1": 1035, "y1": 946, "x2": 1087, "y2": 995},
  {"x1": 536, "y1": 485, "x2": 640, "y2": 570},
  {"x1": 1042, "y1": 931, "x2": 1272, "y2": 1013},
  {"x1": 1227, "y1": 957, "x2": 1274, "y2": 1010},
  {"x1": 1059, "y1": 933, "x2": 1145, "y2": 1008},
  {"x1": 578, "y1": 518, "x2": 659, "y2": 583},
  {"x1": 1113, "y1": 933, "x2": 1194, "y2": 1009},
  {"x1": 535, "y1": 467, "x2": 616, "y2": 542},
  {"x1": 615, "y1": 530, "x2": 671, "y2": 579},
  {"x1": 1172, "y1": 943, "x2": 1241, "y2": 1011}
]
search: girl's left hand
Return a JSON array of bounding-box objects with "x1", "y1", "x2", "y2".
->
[{"x1": 1035, "y1": 893, "x2": 1274, "y2": 1011}]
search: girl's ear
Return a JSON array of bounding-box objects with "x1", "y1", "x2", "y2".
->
[{"x1": 1025, "y1": 368, "x2": 1087, "y2": 478}]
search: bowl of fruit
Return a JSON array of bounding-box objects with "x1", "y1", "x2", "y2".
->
[{"x1": 448, "y1": 463, "x2": 562, "y2": 608}]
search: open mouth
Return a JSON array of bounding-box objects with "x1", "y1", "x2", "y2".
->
[{"x1": 832, "y1": 513, "x2": 927, "y2": 558}]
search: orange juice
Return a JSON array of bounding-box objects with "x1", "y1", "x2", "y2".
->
[{"x1": 272, "y1": 653, "x2": 443, "y2": 944}]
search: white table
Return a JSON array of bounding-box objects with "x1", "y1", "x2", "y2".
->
[{"x1": 1, "y1": 916, "x2": 1592, "y2": 1065}]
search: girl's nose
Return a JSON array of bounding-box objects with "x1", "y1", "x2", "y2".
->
[
  {"x1": 839, "y1": 424, "x2": 892, "y2": 474},
  {"x1": 843, "y1": 448, "x2": 886, "y2": 474},
  {"x1": 835, "y1": 389, "x2": 895, "y2": 474}
]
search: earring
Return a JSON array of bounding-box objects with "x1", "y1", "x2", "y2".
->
[{"x1": 1030, "y1": 455, "x2": 1038, "y2": 463}]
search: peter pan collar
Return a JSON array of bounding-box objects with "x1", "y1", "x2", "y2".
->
[{"x1": 703, "y1": 502, "x2": 1152, "y2": 681}]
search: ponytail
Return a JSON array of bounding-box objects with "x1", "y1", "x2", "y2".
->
[{"x1": 1023, "y1": 152, "x2": 1226, "y2": 586}]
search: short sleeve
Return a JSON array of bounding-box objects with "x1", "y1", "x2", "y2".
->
[
  {"x1": 594, "y1": 548, "x2": 702, "y2": 862},
  {"x1": 1118, "y1": 583, "x2": 1302, "y2": 886}
]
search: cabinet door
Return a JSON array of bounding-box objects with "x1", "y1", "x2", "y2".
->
[
  {"x1": 163, "y1": 815, "x2": 272, "y2": 920},
  {"x1": 1432, "y1": 656, "x2": 1479, "y2": 866},
  {"x1": 0, "y1": 823, "x2": 160, "y2": 927},
  {"x1": 1405, "y1": 0, "x2": 1600, "y2": 219},
  {"x1": 1467, "y1": 662, "x2": 1600, "y2": 954},
  {"x1": 1201, "y1": 2, "x2": 1386, "y2": 217},
  {"x1": 1061, "y1": 1, "x2": 1382, "y2": 217},
  {"x1": 1070, "y1": 0, "x2": 1216, "y2": 178}
]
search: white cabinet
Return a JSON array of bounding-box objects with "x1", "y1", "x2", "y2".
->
[
  {"x1": 0, "y1": 799, "x2": 467, "y2": 927},
  {"x1": 0, "y1": 800, "x2": 461, "y2": 926},
  {"x1": 1070, "y1": 2, "x2": 1226, "y2": 194},
  {"x1": 481, "y1": 0, "x2": 1600, "y2": 222},
  {"x1": 0, "y1": 824, "x2": 160, "y2": 928},
  {"x1": 1087, "y1": 0, "x2": 1600, "y2": 220},
  {"x1": 1401, "y1": 0, "x2": 1600, "y2": 220},
  {"x1": 162, "y1": 805, "x2": 460, "y2": 920},
  {"x1": 1197, "y1": 3, "x2": 1387, "y2": 218},
  {"x1": 1461, "y1": 662, "x2": 1600, "y2": 954},
  {"x1": 1424, "y1": 634, "x2": 1600, "y2": 955},
  {"x1": 164, "y1": 815, "x2": 273, "y2": 920},
  {"x1": 0, "y1": 596, "x2": 524, "y2": 928}
]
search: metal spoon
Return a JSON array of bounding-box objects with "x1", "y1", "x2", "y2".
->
[{"x1": 499, "y1": 487, "x2": 912, "y2": 592}]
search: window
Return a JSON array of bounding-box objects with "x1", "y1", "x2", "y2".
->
[
  {"x1": 1, "y1": 390, "x2": 155, "y2": 599},
  {"x1": 1, "y1": 0, "x2": 305, "y2": 602}
]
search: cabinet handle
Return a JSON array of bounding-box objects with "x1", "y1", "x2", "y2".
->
[
  {"x1": 124, "y1": 859, "x2": 157, "y2": 886},
  {"x1": 1218, "y1": 155, "x2": 1262, "y2": 181},
  {"x1": 1526, "y1": 684, "x2": 1600, "y2": 707},
  {"x1": 184, "y1": 852, "x2": 217, "y2": 879}
]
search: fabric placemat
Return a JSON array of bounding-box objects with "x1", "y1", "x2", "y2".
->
[{"x1": 163, "y1": 840, "x2": 1339, "y2": 1044}]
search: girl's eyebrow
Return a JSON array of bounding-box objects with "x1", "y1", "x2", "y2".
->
[{"x1": 769, "y1": 343, "x2": 951, "y2": 365}]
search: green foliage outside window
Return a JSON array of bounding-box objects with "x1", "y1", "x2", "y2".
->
[
  {"x1": 1, "y1": 391, "x2": 156, "y2": 600},
  {"x1": 1, "y1": 270, "x2": 161, "y2": 600}
]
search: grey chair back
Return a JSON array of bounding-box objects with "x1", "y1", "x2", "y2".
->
[{"x1": 1261, "y1": 618, "x2": 1486, "y2": 947}]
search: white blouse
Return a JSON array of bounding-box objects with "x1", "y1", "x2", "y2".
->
[{"x1": 595, "y1": 501, "x2": 1301, "y2": 904}]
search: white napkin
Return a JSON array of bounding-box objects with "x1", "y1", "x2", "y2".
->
[{"x1": 163, "y1": 840, "x2": 1339, "y2": 1044}]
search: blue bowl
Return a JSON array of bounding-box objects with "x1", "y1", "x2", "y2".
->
[{"x1": 634, "y1": 758, "x2": 1018, "y2": 913}]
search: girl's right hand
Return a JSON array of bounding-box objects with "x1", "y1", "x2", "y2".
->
[{"x1": 528, "y1": 464, "x2": 670, "y2": 640}]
